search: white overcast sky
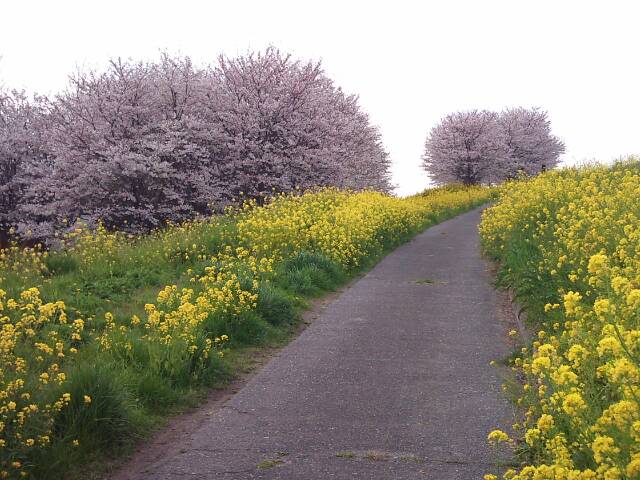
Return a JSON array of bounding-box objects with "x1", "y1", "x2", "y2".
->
[{"x1": 1, "y1": 0, "x2": 639, "y2": 195}]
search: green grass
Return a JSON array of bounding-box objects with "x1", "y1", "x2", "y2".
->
[
  {"x1": 257, "y1": 459, "x2": 284, "y2": 469},
  {"x1": 336, "y1": 451, "x2": 356, "y2": 459}
]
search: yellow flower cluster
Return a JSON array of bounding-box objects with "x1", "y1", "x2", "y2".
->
[
  {"x1": 0, "y1": 216, "x2": 235, "y2": 297},
  {"x1": 103, "y1": 247, "x2": 265, "y2": 373},
  {"x1": 0, "y1": 245, "x2": 48, "y2": 287},
  {"x1": 235, "y1": 187, "x2": 492, "y2": 268},
  {"x1": 480, "y1": 160, "x2": 640, "y2": 479},
  {"x1": 0, "y1": 288, "x2": 89, "y2": 478},
  {"x1": 67, "y1": 219, "x2": 230, "y2": 274}
]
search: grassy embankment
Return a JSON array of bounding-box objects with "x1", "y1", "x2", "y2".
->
[
  {"x1": 481, "y1": 160, "x2": 640, "y2": 479},
  {"x1": 0, "y1": 185, "x2": 492, "y2": 479}
]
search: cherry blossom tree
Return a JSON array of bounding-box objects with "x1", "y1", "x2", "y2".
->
[
  {"x1": 422, "y1": 108, "x2": 564, "y2": 185},
  {"x1": 422, "y1": 110, "x2": 508, "y2": 185},
  {"x1": 0, "y1": 90, "x2": 50, "y2": 240},
  {"x1": 499, "y1": 107, "x2": 564, "y2": 177},
  {"x1": 202, "y1": 48, "x2": 391, "y2": 203},
  {"x1": 17, "y1": 55, "x2": 222, "y2": 237},
  {"x1": 9, "y1": 49, "x2": 391, "y2": 241}
]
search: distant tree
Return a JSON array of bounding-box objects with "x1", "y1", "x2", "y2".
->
[
  {"x1": 422, "y1": 110, "x2": 508, "y2": 185},
  {"x1": 499, "y1": 107, "x2": 565, "y2": 177},
  {"x1": 422, "y1": 108, "x2": 564, "y2": 185}
]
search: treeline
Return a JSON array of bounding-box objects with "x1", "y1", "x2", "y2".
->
[{"x1": 0, "y1": 48, "x2": 391, "y2": 242}]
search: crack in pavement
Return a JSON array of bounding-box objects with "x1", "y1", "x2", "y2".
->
[{"x1": 220, "y1": 404, "x2": 255, "y2": 416}]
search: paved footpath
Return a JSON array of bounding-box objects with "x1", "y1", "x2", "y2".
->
[{"x1": 137, "y1": 207, "x2": 513, "y2": 479}]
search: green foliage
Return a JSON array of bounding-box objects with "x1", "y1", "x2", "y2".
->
[
  {"x1": 44, "y1": 253, "x2": 78, "y2": 276},
  {"x1": 278, "y1": 252, "x2": 346, "y2": 296},
  {"x1": 256, "y1": 284, "x2": 298, "y2": 326}
]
